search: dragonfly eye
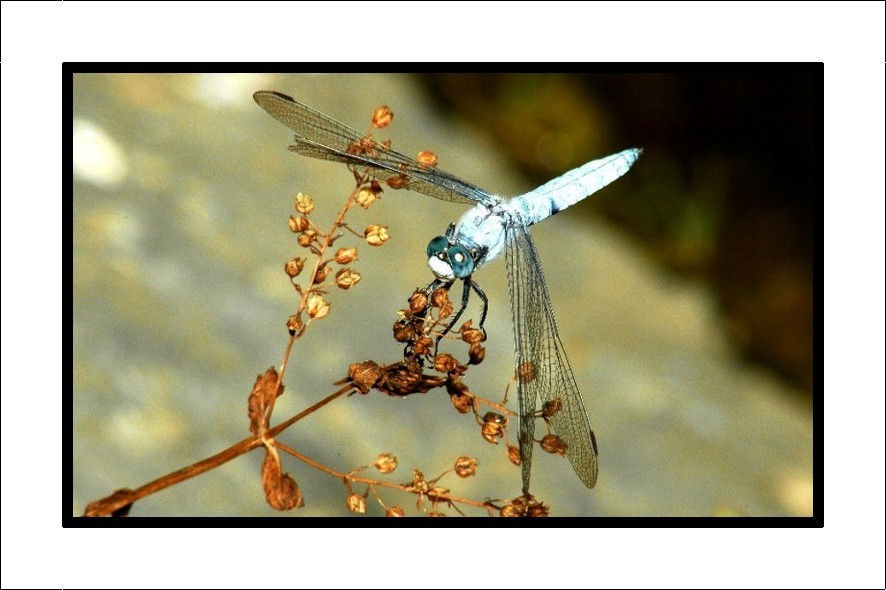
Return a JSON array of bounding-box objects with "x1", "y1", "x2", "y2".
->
[
  {"x1": 447, "y1": 245, "x2": 474, "y2": 279},
  {"x1": 426, "y1": 235, "x2": 449, "y2": 258}
]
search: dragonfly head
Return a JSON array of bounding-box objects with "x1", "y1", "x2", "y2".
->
[{"x1": 427, "y1": 235, "x2": 474, "y2": 280}]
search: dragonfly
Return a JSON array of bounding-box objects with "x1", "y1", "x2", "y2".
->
[{"x1": 253, "y1": 90, "x2": 641, "y2": 495}]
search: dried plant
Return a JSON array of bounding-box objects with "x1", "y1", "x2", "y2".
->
[{"x1": 83, "y1": 101, "x2": 564, "y2": 518}]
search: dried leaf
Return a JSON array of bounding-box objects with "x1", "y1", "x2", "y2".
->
[
  {"x1": 348, "y1": 361, "x2": 384, "y2": 394},
  {"x1": 247, "y1": 367, "x2": 283, "y2": 434},
  {"x1": 261, "y1": 444, "x2": 303, "y2": 511}
]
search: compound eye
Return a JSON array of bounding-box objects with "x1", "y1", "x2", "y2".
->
[
  {"x1": 426, "y1": 235, "x2": 449, "y2": 258},
  {"x1": 447, "y1": 245, "x2": 474, "y2": 279}
]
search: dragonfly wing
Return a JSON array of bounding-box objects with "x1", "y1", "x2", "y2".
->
[
  {"x1": 255, "y1": 90, "x2": 494, "y2": 206},
  {"x1": 505, "y1": 224, "x2": 599, "y2": 494},
  {"x1": 290, "y1": 139, "x2": 493, "y2": 205}
]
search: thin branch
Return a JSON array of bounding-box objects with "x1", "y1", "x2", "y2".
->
[
  {"x1": 267, "y1": 383, "x2": 353, "y2": 437},
  {"x1": 274, "y1": 441, "x2": 495, "y2": 512},
  {"x1": 83, "y1": 385, "x2": 353, "y2": 516}
]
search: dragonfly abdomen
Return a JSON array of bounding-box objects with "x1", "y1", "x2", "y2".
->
[{"x1": 512, "y1": 148, "x2": 643, "y2": 225}]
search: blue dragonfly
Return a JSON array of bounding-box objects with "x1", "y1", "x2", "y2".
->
[{"x1": 254, "y1": 90, "x2": 641, "y2": 495}]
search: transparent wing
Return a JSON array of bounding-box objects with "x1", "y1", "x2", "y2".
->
[
  {"x1": 505, "y1": 224, "x2": 598, "y2": 494},
  {"x1": 289, "y1": 139, "x2": 494, "y2": 206},
  {"x1": 254, "y1": 90, "x2": 495, "y2": 206}
]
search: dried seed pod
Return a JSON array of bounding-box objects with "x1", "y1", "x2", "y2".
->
[
  {"x1": 468, "y1": 343, "x2": 485, "y2": 365},
  {"x1": 540, "y1": 434, "x2": 567, "y2": 456},
  {"x1": 527, "y1": 501, "x2": 550, "y2": 517},
  {"x1": 460, "y1": 320, "x2": 486, "y2": 344},
  {"x1": 386, "y1": 174, "x2": 409, "y2": 190},
  {"x1": 297, "y1": 230, "x2": 317, "y2": 248},
  {"x1": 346, "y1": 492, "x2": 366, "y2": 514},
  {"x1": 500, "y1": 499, "x2": 526, "y2": 517},
  {"x1": 507, "y1": 444, "x2": 521, "y2": 466},
  {"x1": 335, "y1": 268, "x2": 361, "y2": 289},
  {"x1": 434, "y1": 353, "x2": 459, "y2": 374},
  {"x1": 481, "y1": 420, "x2": 504, "y2": 444},
  {"x1": 416, "y1": 150, "x2": 438, "y2": 168},
  {"x1": 371, "y1": 105, "x2": 394, "y2": 129},
  {"x1": 289, "y1": 215, "x2": 310, "y2": 232},
  {"x1": 284, "y1": 257, "x2": 304, "y2": 278},
  {"x1": 356, "y1": 182, "x2": 383, "y2": 208},
  {"x1": 408, "y1": 290, "x2": 428, "y2": 314},
  {"x1": 542, "y1": 398, "x2": 563, "y2": 418},
  {"x1": 454, "y1": 456, "x2": 478, "y2": 478},
  {"x1": 374, "y1": 452, "x2": 398, "y2": 474},
  {"x1": 392, "y1": 320, "x2": 416, "y2": 343},
  {"x1": 313, "y1": 262, "x2": 331, "y2": 284},
  {"x1": 306, "y1": 293, "x2": 330, "y2": 319},
  {"x1": 334, "y1": 247, "x2": 358, "y2": 264},
  {"x1": 518, "y1": 362, "x2": 537, "y2": 383},
  {"x1": 286, "y1": 313, "x2": 303, "y2": 335},
  {"x1": 294, "y1": 192, "x2": 314, "y2": 215},
  {"x1": 364, "y1": 224, "x2": 390, "y2": 246},
  {"x1": 450, "y1": 392, "x2": 473, "y2": 414},
  {"x1": 413, "y1": 336, "x2": 433, "y2": 357}
]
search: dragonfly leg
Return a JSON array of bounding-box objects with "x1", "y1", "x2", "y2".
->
[
  {"x1": 432, "y1": 277, "x2": 473, "y2": 355},
  {"x1": 467, "y1": 278, "x2": 489, "y2": 340}
]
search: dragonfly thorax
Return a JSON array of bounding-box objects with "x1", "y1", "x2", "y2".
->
[
  {"x1": 449, "y1": 201, "x2": 513, "y2": 270},
  {"x1": 426, "y1": 201, "x2": 513, "y2": 281}
]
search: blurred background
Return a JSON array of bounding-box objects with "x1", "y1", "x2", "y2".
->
[{"x1": 73, "y1": 72, "x2": 815, "y2": 517}]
